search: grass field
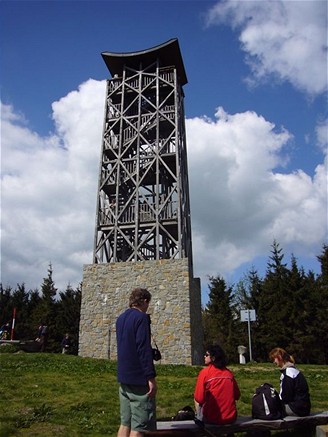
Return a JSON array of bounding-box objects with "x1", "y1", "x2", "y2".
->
[{"x1": 0, "y1": 351, "x2": 327, "y2": 436}]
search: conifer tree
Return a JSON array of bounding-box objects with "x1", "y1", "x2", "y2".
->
[
  {"x1": 315, "y1": 244, "x2": 328, "y2": 363},
  {"x1": 0, "y1": 285, "x2": 13, "y2": 329},
  {"x1": 10, "y1": 284, "x2": 31, "y2": 340},
  {"x1": 317, "y1": 244, "x2": 328, "y2": 282},
  {"x1": 235, "y1": 268, "x2": 263, "y2": 312},
  {"x1": 56, "y1": 284, "x2": 81, "y2": 354},
  {"x1": 256, "y1": 241, "x2": 291, "y2": 359},
  {"x1": 243, "y1": 269, "x2": 263, "y2": 361},
  {"x1": 283, "y1": 255, "x2": 315, "y2": 362},
  {"x1": 30, "y1": 264, "x2": 57, "y2": 351},
  {"x1": 202, "y1": 275, "x2": 238, "y2": 362},
  {"x1": 26, "y1": 288, "x2": 42, "y2": 339}
]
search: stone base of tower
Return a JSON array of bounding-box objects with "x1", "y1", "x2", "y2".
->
[{"x1": 79, "y1": 259, "x2": 203, "y2": 365}]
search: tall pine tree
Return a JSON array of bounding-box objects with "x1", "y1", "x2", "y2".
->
[
  {"x1": 30, "y1": 264, "x2": 57, "y2": 351},
  {"x1": 256, "y1": 241, "x2": 291, "y2": 359},
  {"x1": 315, "y1": 245, "x2": 328, "y2": 363},
  {"x1": 202, "y1": 276, "x2": 238, "y2": 362},
  {"x1": 234, "y1": 269, "x2": 263, "y2": 361},
  {"x1": 55, "y1": 284, "x2": 81, "y2": 354}
]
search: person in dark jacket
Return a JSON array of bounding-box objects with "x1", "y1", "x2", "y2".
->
[
  {"x1": 116, "y1": 288, "x2": 157, "y2": 437},
  {"x1": 0, "y1": 322, "x2": 10, "y2": 339},
  {"x1": 269, "y1": 347, "x2": 311, "y2": 416},
  {"x1": 36, "y1": 322, "x2": 48, "y2": 352},
  {"x1": 61, "y1": 333, "x2": 72, "y2": 354}
]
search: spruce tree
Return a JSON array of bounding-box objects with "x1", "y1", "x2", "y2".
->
[
  {"x1": 0, "y1": 285, "x2": 13, "y2": 329},
  {"x1": 56, "y1": 284, "x2": 81, "y2": 354},
  {"x1": 284, "y1": 255, "x2": 314, "y2": 362},
  {"x1": 257, "y1": 241, "x2": 290, "y2": 359},
  {"x1": 203, "y1": 275, "x2": 238, "y2": 362},
  {"x1": 243, "y1": 269, "x2": 263, "y2": 361},
  {"x1": 10, "y1": 284, "x2": 31, "y2": 340},
  {"x1": 30, "y1": 264, "x2": 57, "y2": 351},
  {"x1": 315, "y1": 245, "x2": 328, "y2": 363}
]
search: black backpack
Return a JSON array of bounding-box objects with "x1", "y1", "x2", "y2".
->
[
  {"x1": 172, "y1": 405, "x2": 195, "y2": 421},
  {"x1": 252, "y1": 383, "x2": 283, "y2": 420}
]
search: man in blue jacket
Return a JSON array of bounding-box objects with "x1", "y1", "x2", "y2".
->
[{"x1": 116, "y1": 288, "x2": 157, "y2": 437}]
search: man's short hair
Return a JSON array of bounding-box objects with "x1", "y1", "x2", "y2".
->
[{"x1": 129, "y1": 288, "x2": 152, "y2": 307}]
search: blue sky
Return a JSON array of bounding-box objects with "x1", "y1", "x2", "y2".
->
[{"x1": 1, "y1": 0, "x2": 327, "y2": 304}]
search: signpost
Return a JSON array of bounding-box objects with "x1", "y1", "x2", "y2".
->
[
  {"x1": 240, "y1": 309, "x2": 256, "y2": 362},
  {"x1": 11, "y1": 307, "x2": 16, "y2": 341}
]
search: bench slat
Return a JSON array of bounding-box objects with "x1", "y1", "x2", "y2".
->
[{"x1": 146, "y1": 412, "x2": 328, "y2": 436}]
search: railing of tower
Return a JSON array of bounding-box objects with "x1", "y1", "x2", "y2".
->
[
  {"x1": 159, "y1": 68, "x2": 174, "y2": 83},
  {"x1": 107, "y1": 68, "x2": 174, "y2": 92},
  {"x1": 101, "y1": 168, "x2": 115, "y2": 185},
  {"x1": 104, "y1": 134, "x2": 119, "y2": 150},
  {"x1": 109, "y1": 79, "x2": 121, "y2": 91},
  {"x1": 99, "y1": 208, "x2": 114, "y2": 226},
  {"x1": 108, "y1": 103, "x2": 121, "y2": 116},
  {"x1": 162, "y1": 105, "x2": 175, "y2": 113},
  {"x1": 98, "y1": 200, "x2": 178, "y2": 225},
  {"x1": 121, "y1": 113, "x2": 175, "y2": 145}
]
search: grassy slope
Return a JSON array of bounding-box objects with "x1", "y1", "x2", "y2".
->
[{"x1": 0, "y1": 353, "x2": 327, "y2": 437}]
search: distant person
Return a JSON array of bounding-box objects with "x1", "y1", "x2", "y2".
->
[
  {"x1": 116, "y1": 287, "x2": 157, "y2": 437},
  {"x1": 61, "y1": 333, "x2": 71, "y2": 354},
  {"x1": 36, "y1": 322, "x2": 48, "y2": 352},
  {"x1": 194, "y1": 344, "x2": 240, "y2": 425},
  {"x1": 0, "y1": 322, "x2": 10, "y2": 339},
  {"x1": 269, "y1": 347, "x2": 311, "y2": 416}
]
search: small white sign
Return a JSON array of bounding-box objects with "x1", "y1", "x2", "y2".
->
[{"x1": 240, "y1": 309, "x2": 256, "y2": 322}]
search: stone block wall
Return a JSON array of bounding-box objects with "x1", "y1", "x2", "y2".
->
[{"x1": 79, "y1": 258, "x2": 203, "y2": 365}]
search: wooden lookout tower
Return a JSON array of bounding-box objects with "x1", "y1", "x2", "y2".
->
[
  {"x1": 94, "y1": 38, "x2": 192, "y2": 269},
  {"x1": 79, "y1": 39, "x2": 203, "y2": 365}
]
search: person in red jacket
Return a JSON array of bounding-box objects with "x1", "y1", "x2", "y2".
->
[{"x1": 194, "y1": 344, "x2": 240, "y2": 425}]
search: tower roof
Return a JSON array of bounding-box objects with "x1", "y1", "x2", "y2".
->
[{"x1": 101, "y1": 38, "x2": 188, "y2": 86}]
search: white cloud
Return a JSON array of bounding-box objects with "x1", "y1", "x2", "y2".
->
[
  {"x1": 205, "y1": 0, "x2": 327, "y2": 96},
  {"x1": 1, "y1": 80, "x2": 326, "y2": 297},
  {"x1": 316, "y1": 118, "x2": 328, "y2": 151},
  {"x1": 186, "y1": 108, "x2": 327, "y2": 282},
  {"x1": 1, "y1": 79, "x2": 106, "y2": 290}
]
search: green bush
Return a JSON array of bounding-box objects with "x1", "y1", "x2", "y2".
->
[{"x1": 0, "y1": 343, "x2": 19, "y2": 353}]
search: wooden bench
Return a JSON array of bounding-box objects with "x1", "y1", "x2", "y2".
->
[{"x1": 145, "y1": 411, "x2": 328, "y2": 436}]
